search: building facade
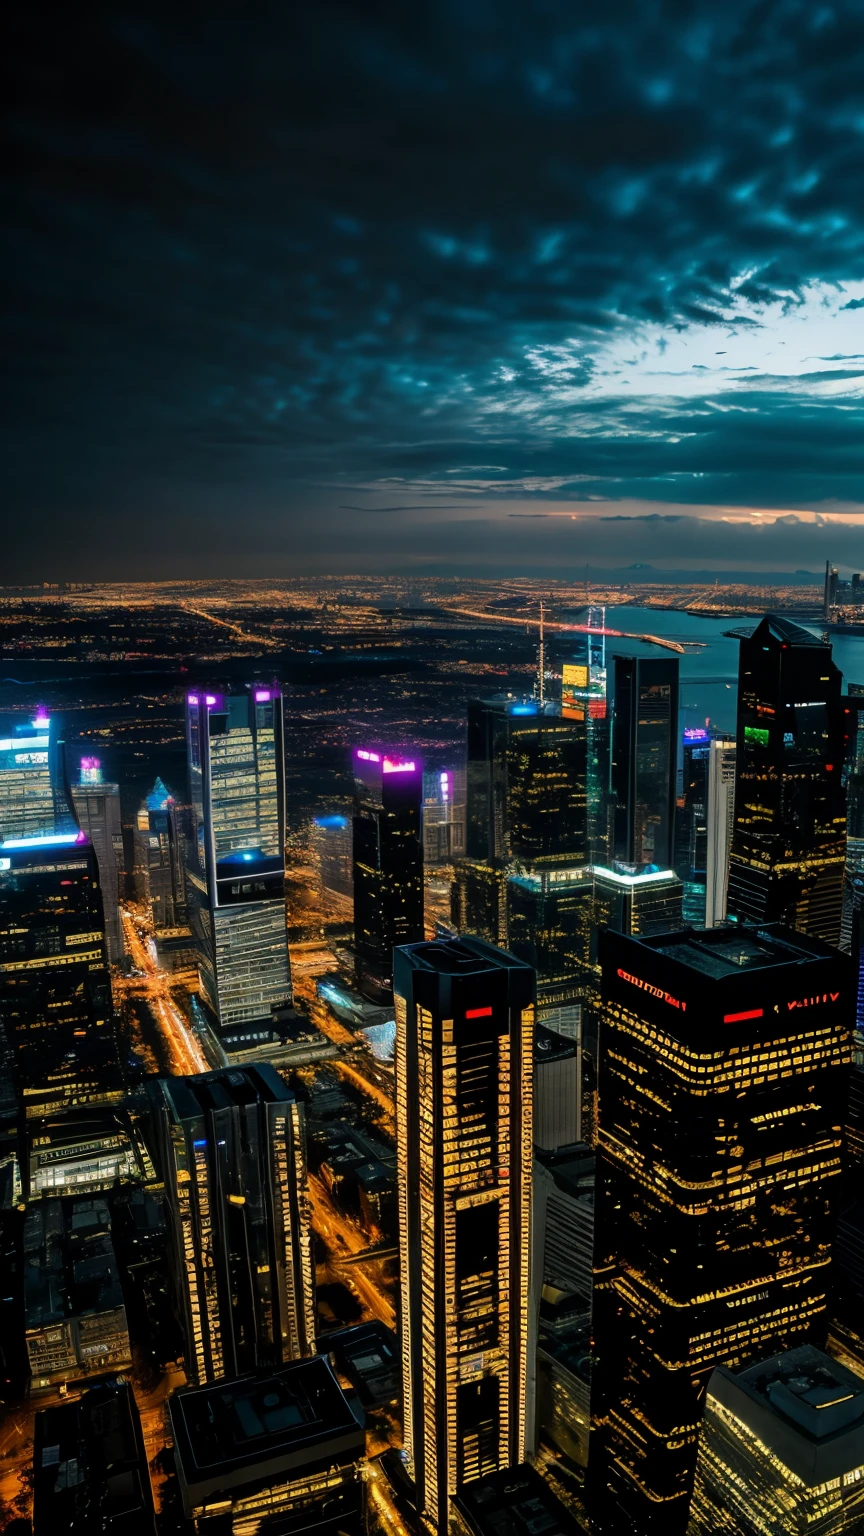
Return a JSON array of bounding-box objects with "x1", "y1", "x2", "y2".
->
[
  {"x1": 689, "y1": 1346, "x2": 864, "y2": 1536},
  {"x1": 591, "y1": 924, "x2": 853, "y2": 1534},
  {"x1": 185, "y1": 687, "x2": 293, "y2": 1052},
  {"x1": 71, "y1": 757, "x2": 125, "y2": 966},
  {"x1": 149, "y1": 1063, "x2": 315, "y2": 1385},
  {"x1": 394, "y1": 936, "x2": 535, "y2": 1529},
  {"x1": 728, "y1": 615, "x2": 847, "y2": 944},
  {"x1": 0, "y1": 831, "x2": 117, "y2": 1118},
  {"x1": 352, "y1": 747, "x2": 424, "y2": 1001},
  {"x1": 611, "y1": 656, "x2": 679, "y2": 868},
  {"x1": 705, "y1": 736, "x2": 736, "y2": 927}
]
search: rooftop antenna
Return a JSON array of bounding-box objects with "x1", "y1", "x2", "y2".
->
[{"x1": 538, "y1": 602, "x2": 546, "y2": 704}]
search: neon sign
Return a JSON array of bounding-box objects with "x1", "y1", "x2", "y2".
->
[
  {"x1": 787, "y1": 992, "x2": 840, "y2": 1010},
  {"x1": 383, "y1": 758, "x2": 416, "y2": 773},
  {"x1": 465, "y1": 1006, "x2": 493, "y2": 1019},
  {"x1": 724, "y1": 1009, "x2": 763, "y2": 1023},
  {"x1": 616, "y1": 968, "x2": 687, "y2": 1011},
  {"x1": 356, "y1": 749, "x2": 381, "y2": 763}
]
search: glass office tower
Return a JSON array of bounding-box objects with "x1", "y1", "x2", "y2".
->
[
  {"x1": 71, "y1": 758, "x2": 124, "y2": 966},
  {"x1": 0, "y1": 711, "x2": 75, "y2": 843},
  {"x1": 611, "y1": 656, "x2": 679, "y2": 869},
  {"x1": 591, "y1": 924, "x2": 853, "y2": 1535},
  {"x1": 0, "y1": 832, "x2": 117, "y2": 1117},
  {"x1": 135, "y1": 777, "x2": 186, "y2": 932},
  {"x1": 352, "y1": 747, "x2": 423, "y2": 1002},
  {"x1": 185, "y1": 687, "x2": 292, "y2": 1053},
  {"x1": 705, "y1": 737, "x2": 736, "y2": 927},
  {"x1": 456, "y1": 697, "x2": 588, "y2": 946},
  {"x1": 148, "y1": 1063, "x2": 315, "y2": 1386},
  {"x1": 561, "y1": 604, "x2": 610, "y2": 863},
  {"x1": 394, "y1": 936, "x2": 535, "y2": 1530},
  {"x1": 728, "y1": 615, "x2": 847, "y2": 945}
]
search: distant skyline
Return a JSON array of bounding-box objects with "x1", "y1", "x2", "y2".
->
[{"x1": 5, "y1": 3, "x2": 864, "y2": 578}]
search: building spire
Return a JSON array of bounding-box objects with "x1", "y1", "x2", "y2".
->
[{"x1": 538, "y1": 601, "x2": 546, "y2": 703}]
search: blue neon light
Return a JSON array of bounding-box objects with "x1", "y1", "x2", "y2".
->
[
  {"x1": 1, "y1": 833, "x2": 83, "y2": 851},
  {"x1": 315, "y1": 816, "x2": 349, "y2": 829},
  {"x1": 510, "y1": 704, "x2": 537, "y2": 715}
]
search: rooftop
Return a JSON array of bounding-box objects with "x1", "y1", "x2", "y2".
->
[
  {"x1": 535, "y1": 1025, "x2": 577, "y2": 1065},
  {"x1": 396, "y1": 934, "x2": 531, "y2": 976},
  {"x1": 709, "y1": 1345, "x2": 864, "y2": 1486},
  {"x1": 751, "y1": 613, "x2": 826, "y2": 648},
  {"x1": 170, "y1": 1356, "x2": 363, "y2": 1479},
  {"x1": 453, "y1": 1462, "x2": 585, "y2": 1536},
  {"x1": 24, "y1": 1197, "x2": 125, "y2": 1330},
  {"x1": 651, "y1": 925, "x2": 827, "y2": 980}
]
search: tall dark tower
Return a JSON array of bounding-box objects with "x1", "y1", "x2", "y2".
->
[
  {"x1": 727, "y1": 615, "x2": 847, "y2": 944},
  {"x1": 394, "y1": 936, "x2": 535, "y2": 1530},
  {"x1": 611, "y1": 655, "x2": 679, "y2": 868},
  {"x1": 590, "y1": 924, "x2": 854, "y2": 1535},
  {"x1": 352, "y1": 747, "x2": 423, "y2": 1002},
  {"x1": 0, "y1": 711, "x2": 118, "y2": 1118},
  {"x1": 148, "y1": 1063, "x2": 315, "y2": 1385},
  {"x1": 455, "y1": 697, "x2": 588, "y2": 947}
]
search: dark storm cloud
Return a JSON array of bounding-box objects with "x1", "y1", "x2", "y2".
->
[{"x1": 4, "y1": 0, "x2": 864, "y2": 574}]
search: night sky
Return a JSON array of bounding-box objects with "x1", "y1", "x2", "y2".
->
[{"x1": 5, "y1": 1, "x2": 864, "y2": 579}]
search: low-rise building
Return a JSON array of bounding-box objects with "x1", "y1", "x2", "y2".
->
[
  {"x1": 33, "y1": 1377, "x2": 155, "y2": 1535},
  {"x1": 169, "y1": 1355, "x2": 365, "y2": 1532}
]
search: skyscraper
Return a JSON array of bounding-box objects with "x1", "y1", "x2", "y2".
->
[
  {"x1": 313, "y1": 812, "x2": 353, "y2": 899},
  {"x1": 0, "y1": 712, "x2": 118, "y2": 1117},
  {"x1": 675, "y1": 727, "x2": 711, "y2": 922},
  {"x1": 352, "y1": 747, "x2": 423, "y2": 1001},
  {"x1": 727, "y1": 615, "x2": 847, "y2": 944},
  {"x1": 71, "y1": 757, "x2": 124, "y2": 965},
  {"x1": 393, "y1": 936, "x2": 535, "y2": 1529},
  {"x1": 423, "y1": 766, "x2": 467, "y2": 866},
  {"x1": 611, "y1": 655, "x2": 679, "y2": 868},
  {"x1": 561, "y1": 605, "x2": 610, "y2": 863},
  {"x1": 689, "y1": 1346, "x2": 864, "y2": 1535},
  {"x1": 185, "y1": 687, "x2": 292, "y2": 1053},
  {"x1": 591, "y1": 861, "x2": 684, "y2": 939},
  {"x1": 591, "y1": 923, "x2": 853, "y2": 1534},
  {"x1": 0, "y1": 711, "x2": 74, "y2": 843},
  {"x1": 705, "y1": 736, "x2": 736, "y2": 927},
  {"x1": 148, "y1": 1063, "x2": 315, "y2": 1386},
  {"x1": 135, "y1": 777, "x2": 186, "y2": 932}
]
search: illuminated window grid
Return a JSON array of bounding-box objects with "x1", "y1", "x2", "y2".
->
[
  {"x1": 395, "y1": 992, "x2": 414, "y2": 1480},
  {"x1": 192, "y1": 1138, "x2": 223, "y2": 1380}
]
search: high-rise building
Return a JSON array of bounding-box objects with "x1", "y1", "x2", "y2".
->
[
  {"x1": 24, "y1": 1196, "x2": 131, "y2": 1392},
  {"x1": 185, "y1": 687, "x2": 293, "y2": 1054},
  {"x1": 611, "y1": 655, "x2": 679, "y2": 869},
  {"x1": 313, "y1": 812, "x2": 353, "y2": 899},
  {"x1": 705, "y1": 736, "x2": 736, "y2": 927},
  {"x1": 0, "y1": 831, "x2": 118, "y2": 1118},
  {"x1": 393, "y1": 936, "x2": 535, "y2": 1529},
  {"x1": 825, "y1": 560, "x2": 839, "y2": 619},
  {"x1": 135, "y1": 777, "x2": 186, "y2": 932},
  {"x1": 352, "y1": 746, "x2": 423, "y2": 1002},
  {"x1": 534, "y1": 1025, "x2": 580, "y2": 1151},
  {"x1": 728, "y1": 616, "x2": 847, "y2": 943},
  {"x1": 465, "y1": 698, "x2": 588, "y2": 873},
  {"x1": 507, "y1": 867, "x2": 594, "y2": 990},
  {"x1": 591, "y1": 923, "x2": 853, "y2": 1534},
  {"x1": 561, "y1": 605, "x2": 610, "y2": 863},
  {"x1": 423, "y1": 766, "x2": 467, "y2": 866},
  {"x1": 532, "y1": 1145, "x2": 595, "y2": 1474},
  {"x1": 148, "y1": 1063, "x2": 314, "y2": 1386},
  {"x1": 675, "y1": 728, "x2": 711, "y2": 922},
  {"x1": 71, "y1": 757, "x2": 124, "y2": 965},
  {"x1": 689, "y1": 1346, "x2": 864, "y2": 1535},
  {"x1": 0, "y1": 711, "x2": 73, "y2": 844},
  {"x1": 592, "y1": 861, "x2": 683, "y2": 937}
]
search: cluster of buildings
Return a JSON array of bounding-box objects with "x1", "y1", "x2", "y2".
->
[{"x1": 2, "y1": 607, "x2": 864, "y2": 1535}]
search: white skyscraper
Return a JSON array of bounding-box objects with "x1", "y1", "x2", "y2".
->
[{"x1": 705, "y1": 737, "x2": 736, "y2": 926}]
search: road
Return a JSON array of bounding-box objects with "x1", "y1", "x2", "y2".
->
[
  {"x1": 308, "y1": 1175, "x2": 396, "y2": 1330},
  {"x1": 179, "y1": 601, "x2": 280, "y2": 648},
  {"x1": 118, "y1": 909, "x2": 208, "y2": 1075},
  {"x1": 442, "y1": 604, "x2": 686, "y2": 653}
]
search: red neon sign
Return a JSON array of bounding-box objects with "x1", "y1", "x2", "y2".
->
[
  {"x1": 723, "y1": 1009, "x2": 763, "y2": 1023},
  {"x1": 616, "y1": 969, "x2": 686, "y2": 1012},
  {"x1": 465, "y1": 1006, "x2": 493, "y2": 1019}
]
